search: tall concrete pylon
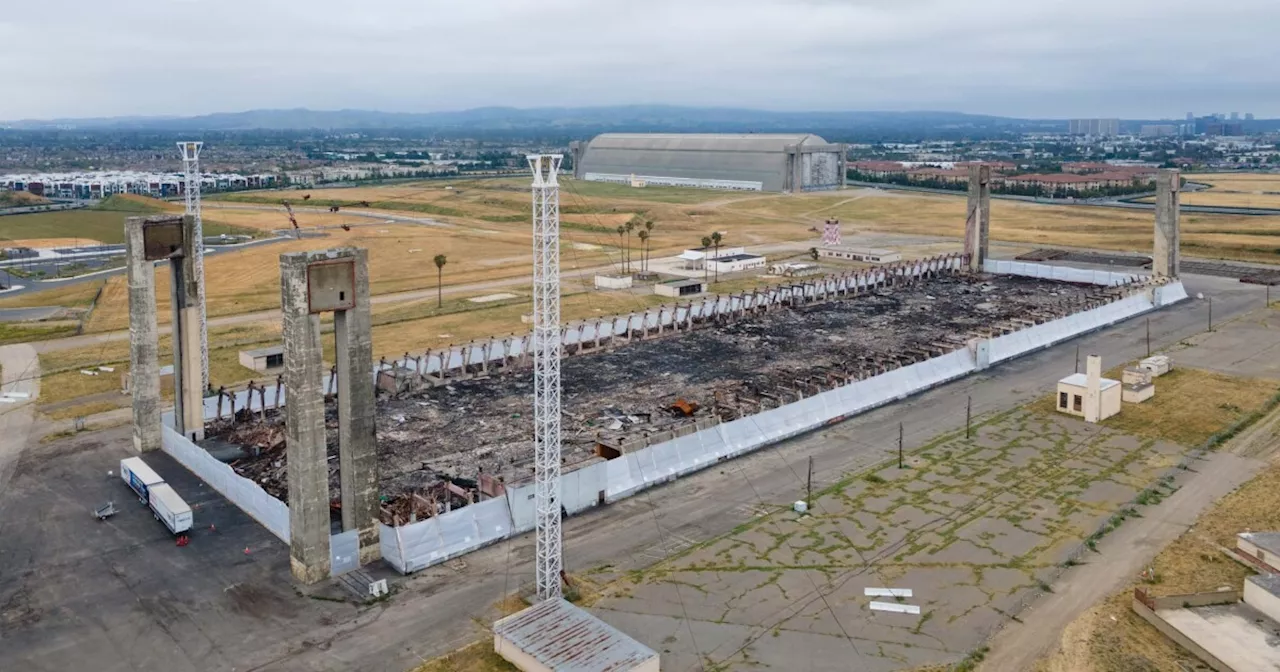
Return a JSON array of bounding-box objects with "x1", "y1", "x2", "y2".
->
[
  {"x1": 280, "y1": 247, "x2": 378, "y2": 584},
  {"x1": 966, "y1": 164, "x2": 991, "y2": 272},
  {"x1": 125, "y1": 217, "x2": 162, "y2": 453},
  {"x1": 125, "y1": 214, "x2": 205, "y2": 447},
  {"x1": 1154, "y1": 169, "x2": 1181, "y2": 279}
]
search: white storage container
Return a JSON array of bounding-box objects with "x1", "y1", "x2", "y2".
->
[
  {"x1": 120, "y1": 457, "x2": 164, "y2": 503},
  {"x1": 147, "y1": 483, "x2": 193, "y2": 534}
]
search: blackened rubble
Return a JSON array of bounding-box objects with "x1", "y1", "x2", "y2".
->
[{"x1": 211, "y1": 273, "x2": 1108, "y2": 520}]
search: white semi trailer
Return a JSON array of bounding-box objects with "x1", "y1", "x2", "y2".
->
[
  {"x1": 147, "y1": 483, "x2": 193, "y2": 535},
  {"x1": 119, "y1": 457, "x2": 193, "y2": 535}
]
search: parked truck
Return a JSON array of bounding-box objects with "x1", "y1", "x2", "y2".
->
[
  {"x1": 119, "y1": 457, "x2": 164, "y2": 504},
  {"x1": 147, "y1": 483, "x2": 193, "y2": 535}
]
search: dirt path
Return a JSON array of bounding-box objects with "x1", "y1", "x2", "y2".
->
[
  {"x1": 0, "y1": 344, "x2": 40, "y2": 499},
  {"x1": 979, "y1": 440, "x2": 1273, "y2": 670}
]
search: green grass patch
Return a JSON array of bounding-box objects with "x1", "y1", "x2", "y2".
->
[
  {"x1": 0, "y1": 208, "x2": 252, "y2": 245},
  {"x1": 0, "y1": 321, "x2": 79, "y2": 345}
]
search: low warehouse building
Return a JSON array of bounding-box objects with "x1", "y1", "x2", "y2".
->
[
  {"x1": 819, "y1": 246, "x2": 903, "y2": 264},
  {"x1": 709, "y1": 253, "x2": 766, "y2": 274},
  {"x1": 494, "y1": 598, "x2": 659, "y2": 672},
  {"x1": 654, "y1": 278, "x2": 705, "y2": 298},
  {"x1": 570, "y1": 133, "x2": 846, "y2": 193}
]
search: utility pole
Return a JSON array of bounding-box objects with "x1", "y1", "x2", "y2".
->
[
  {"x1": 1146, "y1": 317, "x2": 1151, "y2": 357},
  {"x1": 898, "y1": 422, "x2": 904, "y2": 469},
  {"x1": 966, "y1": 395, "x2": 972, "y2": 440},
  {"x1": 1208, "y1": 296, "x2": 1213, "y2": 332},
  {"x1": 806, "y1": 456, "x2": 813, "y2": 510},
  {"x1": 529, "y1": 154, "x2": 564, "y2": 602},
  {"x1": 1075, "y1": 345, "x2": 1080, "y2": 374},
  {"x1": 178, "y1": 141, "x2": 209, "y2": 393}
]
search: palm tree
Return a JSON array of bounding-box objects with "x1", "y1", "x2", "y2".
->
[
  {"x1": 700, "y1": 235, "x2": 712, "y2": 283},
  {"x1": 433, "y1": 254, "x2": 447, "y2": 307},
  {"x1": 637, "y1": 230, "x2": 650, "y2": 273},
  {"x1": 616, "y1": 225, "x2": 626, "y2": 272},
  {"x1": 710, "y1": 231, "x2": 724, "y2": 282},
  {"x1": 624, "y1": 217, "x2": 638, "y2": 273},
  {"x1": 643, "y1": 219, "x2": 655, "y2": 271}
]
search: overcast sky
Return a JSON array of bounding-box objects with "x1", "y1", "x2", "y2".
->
[{"x1": 4, "y1": 0, "x2": 1279, "y2": 121}]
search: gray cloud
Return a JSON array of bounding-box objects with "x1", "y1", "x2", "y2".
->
[{"x1": 3, "y1": 0, "x2": 1278, "y2": 120}]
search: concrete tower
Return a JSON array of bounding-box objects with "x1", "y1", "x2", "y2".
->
[
  {"x1": 1154, "y1": 169, "x2": 1181, "y2": 279},
  {"x1": 966, "y1": 165, "x2": 991, "y2": 272},
  {"x1": 279, "y1": 248, "x2": 378, "y2": 584}
]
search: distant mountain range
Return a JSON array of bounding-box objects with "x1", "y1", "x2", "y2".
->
[{"x1": 2, "y1": 105, "x2": 1056, "y2": 133}]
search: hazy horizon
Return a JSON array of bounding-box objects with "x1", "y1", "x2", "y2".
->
[{"x1": 3, "y1": 0, "x2": 1279, "y2": 120}]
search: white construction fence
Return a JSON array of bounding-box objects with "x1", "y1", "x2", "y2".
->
[{"x1": 161, "y1": 258, "x2": 1185, "y2": 570}]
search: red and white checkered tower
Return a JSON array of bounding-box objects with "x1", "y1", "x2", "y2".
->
[{"x1": 822, "y1": 218, "x2": 842, "y2": 246}]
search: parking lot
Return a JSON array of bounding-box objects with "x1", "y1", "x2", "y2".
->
[
  {"x1": 0, "y1": 425, "x2": 357, "y2": 672},
  {"x1": 589, "y1": 409, "x2": 1188, "y2": 671}
]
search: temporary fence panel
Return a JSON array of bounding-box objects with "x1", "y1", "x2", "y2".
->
[
  {"x1": 560, "y1": 461, "x2": 608, "y2": 515},
  {"x1": 506, "y1": 482, "x2": 538, "y2": 534},
  {"x1": 160, "y1": 420, "x2": 290, "y2": 542},
  {"x1": 385, "y1": 496, "x2": 514, "y2": 573},
  {"x1": 330, "y1": 529, "x2": 360, "y2": 577}
]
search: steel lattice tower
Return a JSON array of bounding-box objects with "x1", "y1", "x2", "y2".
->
[
  {"x1": 529, "y1": 154, "x2": 564, "y2": 601},
  {"x1": 178, "y1": 141, "x2": 209, "y2": 392}
]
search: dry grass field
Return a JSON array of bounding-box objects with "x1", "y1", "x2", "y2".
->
[
  {"x1": 724, "y1": 188, "x2": 1280, "y2": 261},
  {"x1": 9, "y1": 174, "x2": 1280, "y2": 375},
  {"x1": 1175, "y1": 172, "x2": 1280, "y2": 209}
]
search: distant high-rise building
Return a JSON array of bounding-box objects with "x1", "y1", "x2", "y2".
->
[
  {"x1": 1187, "y1": 112, "x2": 1194, "y2": 122},
  {"x1": 1068, "y1": 118, "x2": 1120, "y2": 136},
  {"x1": 1246, "y1": 112, "x2": 1255, "y2": 121},
  {"x1": 1140, "y1": 124, "x2": 1178, "y2": 138},
  {"x1": 1230, "y1": 112, "x2": 1240, "y2": 121}
]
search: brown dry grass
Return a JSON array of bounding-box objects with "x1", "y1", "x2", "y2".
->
[
  {"x1": 81, "y1": 223, "x2": 584, "y2": 333},
  {"x1": 410, "y1": 642, "x2": 517, "y2": 672},
  {"x1": 0, "y1": 279, "x2": 104, "y2": 309},
  {"x1": 1029, "y1": 366, "x2": 1279, "y2": 447},
  {"x1": 1101, "y1": 367, "x2": 1280, "y2": 447},
  {"x1": 725, "y1": 189, "x2": 1280, "y2": 262},
  {"x1": 1033, "y1": 450, "x2": 1280, "y2": 672}
]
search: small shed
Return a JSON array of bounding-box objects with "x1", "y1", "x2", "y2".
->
[
  {"x1": 239, "y1": 345, "x2": 284, "y2": 372},
  {"x1": 494, "y1": 598, "x2": 659, "y2": 672},
  {"x1": 1121, "y1": 366, "x2": 1155, "y2": 404},
  {"x1": 1056, "y1": 373, "x2": 1120, "y2": 421},
  {"x1": 1140, "y1": 355, "x2": 1172, "y2": 377},
  {"x1": 1238, "y1": 532, "x2": 1280, "y2": 573},
  {"x1": 654, "y1": 278, "x2": 705, "y2": 298}
]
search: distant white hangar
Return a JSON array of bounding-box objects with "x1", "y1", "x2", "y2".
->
[{"x1": 569, "y1": 133, "x2": 846, "y2": 193}]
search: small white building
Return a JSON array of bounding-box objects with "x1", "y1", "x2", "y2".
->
[
  {"x1": 1057, "y1": 356, "x2": 1120, "y2": 422},
  {"x1": 708, "y1": 252, "x2": 766, "y2": 274},
  {"x1": 677, "y1": 246, "x2": 746, "y2": 271},
  {"x1": 818, "y1": 246, "x2": 902, "y2": 264},
  {"x1": 239, "y1": 345, "x2": 284, "y2": 372}
]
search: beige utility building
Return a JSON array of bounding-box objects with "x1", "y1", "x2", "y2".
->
[{"x1": 1057, "y1": 355, "x2": 1120, "y2": 422}]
